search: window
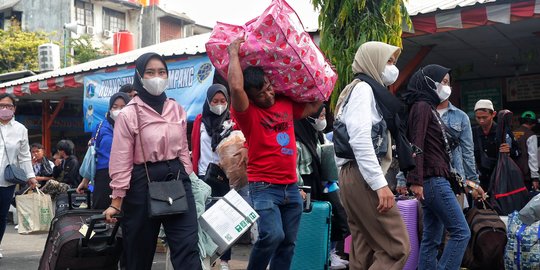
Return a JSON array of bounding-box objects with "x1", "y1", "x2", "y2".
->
[
  {"x1": 103, "y1": 8, "x2": 125, "y2": 33},
  {"x1": 75, "y1": 0, "x2": 93, "y2": 26},
  {"x1": 0, "y1": 13, "x2": 4, "y2": 30}
]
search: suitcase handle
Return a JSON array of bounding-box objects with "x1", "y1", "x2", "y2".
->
[
  {"x1": 82, "y1": 214, "x2": 122, "y2": 247},
  {"x1": 299, "y1": 186, "x2": 311, "y2": 211},
  {"x1": 67, "y1": 189, "x2": 91, "y2": 210}
]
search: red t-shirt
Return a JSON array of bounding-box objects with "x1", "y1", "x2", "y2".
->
[{"x1": 232, "y1": 97, "x2": 305, "y2": 184}]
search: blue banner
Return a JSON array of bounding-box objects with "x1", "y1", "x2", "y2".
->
[{"x1": 83, "y1": 56, "x2": 215, "y2": 132}]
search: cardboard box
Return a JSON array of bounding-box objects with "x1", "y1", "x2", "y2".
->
[{"x1": 199, "y1": 189, "x2": 259, "y2": 255}]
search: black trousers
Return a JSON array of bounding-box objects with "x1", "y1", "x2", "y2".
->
[
  {"x1": 93, "y1": 168, "x2": 112, "y2": 210},
  {"x1": 122, "y1": 159, "x2": 201, "y2": 270}
]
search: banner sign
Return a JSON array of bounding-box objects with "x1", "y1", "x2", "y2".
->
[
  {"x1": 83, "y1": 56, "x2": 215, "y2": 132},
  {"x1": 507, "y1": 74, "x2": 540, "y2": 102}
]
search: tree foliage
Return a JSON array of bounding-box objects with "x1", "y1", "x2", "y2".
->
[
  {"x1": 312, "y1": 0, "x2": 410, "y2": 111},
  {"x1": 69, "y1": 34, "x2": 111, "y2": 64},
  {"x1": 0, "y1": 20, "x2": 54, "y2": 74}
]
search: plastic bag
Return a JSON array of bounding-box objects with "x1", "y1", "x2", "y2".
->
[
  {"x1": 519, "y1": 193, "x2": 540, "y2": 225},
  {"x1": 79, "y1": 145, "x2": 96, "y2": 183},
  {"x1": 15, "y1": 188, "x2": 53, "y2": 234},
  {"x1": 216, "y1": 131, "x2": 248, "y2": 189}
]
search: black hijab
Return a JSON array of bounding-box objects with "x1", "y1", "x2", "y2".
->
[
  {"x1": 202, "y1": 84, "x2": 230, "y2": 151},
  {"x1": 133, "y1": 52, "x2": 168, "y2": 114},
  {"x1": 403, "y1": 64, "x2": 450, "y2": 107},
  {"x1": 106, "y1": 92, "x2": 131, "y2": 126}
]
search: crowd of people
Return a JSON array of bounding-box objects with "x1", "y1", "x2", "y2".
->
[{"x1": 0, "y1": 37, "x2": 538, "y2": 270}]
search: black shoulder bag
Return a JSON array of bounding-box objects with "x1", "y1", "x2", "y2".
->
[
  {"x1": 333, "y1": 89, "x2": 355, "y2": 159},
  {"x1": 432, "y1": 110, "x2": 465, "y2": 195},
  {"x1": 0, "y1": 128, "x2": 28, "y2": 185},
  {"x1": 135, "y1": 105, "x2": 189, "y2": 218}
]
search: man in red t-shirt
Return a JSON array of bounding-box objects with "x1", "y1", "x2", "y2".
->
[{"x1": 227, "y1": 38, "x2": 323, "y2": 270}]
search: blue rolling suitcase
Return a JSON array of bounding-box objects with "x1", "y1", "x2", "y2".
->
[{"x1": 291, "y1": 188, "x2": 332, "y2": 270}]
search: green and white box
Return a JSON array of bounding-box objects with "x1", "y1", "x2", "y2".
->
[{"x1": 200, "y1": 189, "x2": 259, "y2": 255}]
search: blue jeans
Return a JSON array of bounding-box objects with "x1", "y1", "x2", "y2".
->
[
  {"x1": 247, "y1": 182, "x2": 303, "y2": 270},
  {"x1": 0, "y1": 185, "x2": 16, "y2": 245},
  {"x1": 419, "y1": 177, "x2": 470, "y2": 270}
]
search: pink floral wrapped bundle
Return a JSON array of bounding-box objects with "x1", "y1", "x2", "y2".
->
[{"x1": 205, "y1": 0, "x2": 337, "y2": 102}]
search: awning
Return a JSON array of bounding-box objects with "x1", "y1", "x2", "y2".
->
[
  {"x1": 403, "y1": 0, "x2": 540, "y2": 37},
  {"x1": 0, "y1": 0, "x2": 20, "y2": 11},
  {"x1": 0, "y1": 32, "x2": 210, "y2": 99}
]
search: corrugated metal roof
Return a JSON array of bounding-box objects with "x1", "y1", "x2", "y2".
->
[
  {"x1": 406, "y1": 0, "x2": 497, "y2": 16},
  {"x1": 0, "y1": 0, "x2": 20, "y2": 11},
  {"x1": 0, "y1": 32, "x2": 210, "y2": 88}
]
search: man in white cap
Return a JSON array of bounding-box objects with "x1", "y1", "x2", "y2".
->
[{"x1": 472, "y1": 99, "x2": 519, "y2": 190}]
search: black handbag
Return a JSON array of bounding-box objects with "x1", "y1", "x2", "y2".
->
[
  {"x1": 0, "y1": 129, "x2": 27, "y2": 185},
  {"x1": 203, "y1": 162, "x2": 230, "y2": 197},
  {"x1": 136, "y1": 105, "x2": 189, "y2": 218},
  {"x1": 333, "y1": 90, "x2": 355, "y2": 159},
  {"x1": 146, "y1": 171, "x2": 188, "y2": 218}
]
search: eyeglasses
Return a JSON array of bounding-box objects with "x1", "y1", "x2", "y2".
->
[{"x1": 0, "y1": 104, "x2": 14, "y2": 109}]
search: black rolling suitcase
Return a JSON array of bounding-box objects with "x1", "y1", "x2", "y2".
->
[{"x1": 39, "y1": 190, "x2": 122, "y2": 270}]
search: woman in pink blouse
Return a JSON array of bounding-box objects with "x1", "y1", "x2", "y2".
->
[{"x1": 104, "y1": 53, "x2": 200, "y2": 270}]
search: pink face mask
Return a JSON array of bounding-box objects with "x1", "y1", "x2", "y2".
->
[{"x1": 0, "y1": 108, "x2": 14, "y2": 121}]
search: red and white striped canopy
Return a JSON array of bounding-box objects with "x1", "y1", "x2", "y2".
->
[{"x1": 404, "y1": 0, "x2": 540, "y2": 37}]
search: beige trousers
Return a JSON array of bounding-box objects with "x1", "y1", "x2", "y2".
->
[{"x1": 340, "y1": 162, "x2": 410, "y2": 270}]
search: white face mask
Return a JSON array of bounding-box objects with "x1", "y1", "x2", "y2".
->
[
  {"x1": 110, "y1": 109, "x2": 121, "y2": 120},
  {"x1": 142, "y1": 77, "x2": 169, "y2": 96},
  {"x1": 311, "y1": 118, "x2": 327, "y2": 131},
  {"x1": 210, "y1": 104, "x2": 227, "y2": 115},
  {"x1": 436, "y1": 83, "x2": 452, "y2": 102},
  {"x1": 381, "y1": 64, "x2": 399, "y2": 86}
]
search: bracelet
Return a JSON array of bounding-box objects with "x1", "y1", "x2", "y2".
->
[
  {"x1": 108, "y1": 205, "x2": 121, "y2": 212},
  {"x1": 466, "y1": 181, "x2": 479, "y2": 190}
]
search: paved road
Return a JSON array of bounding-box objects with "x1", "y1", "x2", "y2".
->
[{"x1": 0, "y1": 223, "x2": 250, "y2": 270}]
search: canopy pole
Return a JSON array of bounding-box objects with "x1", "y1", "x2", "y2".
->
[
  {"x1": 41, "y1": 100, "x2": 51, "y2": 156},
  {"x1": 390, "y1": 45, "x2": 433, "y2": 93},
  {"x1": 43, "y1": 97, "x2": 67, "y2": 156}
]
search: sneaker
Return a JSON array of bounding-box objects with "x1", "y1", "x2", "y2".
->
[
  {"x1": 331, "y1": 249, "x2": 349, "y2": 266},
  {"x1": 330, "y1": 254, "x2": 347, "y2": 270},
  {"x1": 219, "y1": 261, "x2": 230, "y2": 270}
]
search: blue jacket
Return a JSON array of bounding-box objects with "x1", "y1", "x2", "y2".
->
[
  {"x1": 440, "y1": 102, "x2": 479, "y2": 182},
  {"x1": 92, "y1": 120, "x2": 113, "y2": 170}
]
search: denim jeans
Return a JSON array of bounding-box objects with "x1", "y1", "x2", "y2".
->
[
  {"x1": 419, "y1": 177, "x2": 470, "y2": 270},
  {"x1": 247, "y1": 182, "x2": 303, "y2": 270},
  {"x1": 0, "y1": 185, "x2": 16, "y2": 245}
]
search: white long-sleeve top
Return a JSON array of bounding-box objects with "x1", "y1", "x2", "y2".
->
[
  {"x1": 527, "y1": 135, "x2": 539, "y2": 178},
  {"x1": 335, "y1": 82, "x2": 387, "y2": 191},
  {"x1": 0, "y1": 118, "x2": 35, "y2": 187}
]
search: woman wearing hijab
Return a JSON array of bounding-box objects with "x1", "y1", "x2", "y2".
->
[
  {"x1": 403, "y1": 64, "x2": 481, "y2": 269},
  {"x1": 294, "y1": 105, "x2": 350, "y2": 269},
  {"x1": 104, "y1": 53, "x2": 200, "y2": 269},
  {"x1": 77, "y1": 92, "x2": 130, "y2": 209},
  {"x1": 191, "y1": 83, "x2": 234, "y2": 179},
  {"x1": 334, "y1": 41, "x2": 410, "y2": 270},
  {"x1": 190, "y1": 83, "x2": 236, "y2": 270}
]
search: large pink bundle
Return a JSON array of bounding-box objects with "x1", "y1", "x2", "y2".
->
[{"x1": 205, "y1": 0, "x2": 337, "y2": 102}]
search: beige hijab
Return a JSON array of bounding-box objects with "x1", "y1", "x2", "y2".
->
[{"x1": 335, "y1": 41, "x2": 401, "y2": 114}]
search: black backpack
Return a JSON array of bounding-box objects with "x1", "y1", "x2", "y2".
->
[{"x1": 462, "y1": 200, "x2": 507, "y2": 270}]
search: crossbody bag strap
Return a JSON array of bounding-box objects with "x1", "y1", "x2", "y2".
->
[
  {"x1": 0, "y1": 128, "x2": 12, "y2": 164},
  {"x1": 431, "y1": 110, "x2": 455, "y2": 169},
  {"x1": 94, "y1": 121, "x2": 104, "y2": 143},
  {"x1": 134, "y1": 104, "x2": 151, "y2": 184}
]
